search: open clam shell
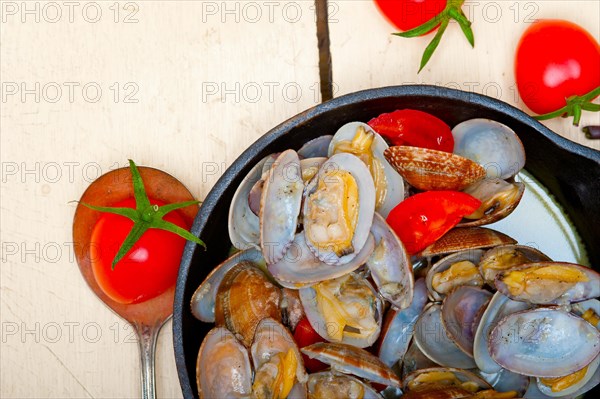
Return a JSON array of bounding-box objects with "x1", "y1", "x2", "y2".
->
[
  {"x1": 260, "y1": 149, "x2": 304, "y2": 264},
  {"x1": 413, "y1": 304, "x2": 477, "y2": 369},
  {"x1": 477, "y1": 368, "x2": 530, "y2": 396},
  {"x1": 494, "y1": 262, "x2": 600, "y2": 304},
  {"x1": 479, "y1": 245, "x2": 552, "y2": 286},
  {"x1": 402, "y1": 340, "x2": 441, "y2": 378},
  {"x1": 190, "y1": 248, "x2": 264, "y2": 323},
  {"x1": 384, "y1": 146, "x2": 486, "y2": 191},
  {"x1": 303, "y1": 153, "x2": 375, "y2": 265},
  {"x1": 299, "y1": 272, "x2": 383, "y2": 348},
  {"x1": 301, "y1": 342, "x2": 402, "y2": 388},
  {"x1": 419, "y1": 227, "x2": 517, "y2": 258},
  {"x1": 473, "y1": 292, "x2": 532, "y2": 374},
  {"x1": 489, "y1": 308, "x2": 600, "y2": 377},
  {"x1": 367, "y1": 212, "x2": 414, "y2": 309},
  {"x1": 329, "y1": 122, "x2": 405, "y2": 217},
  {"x1": 268, "y1": 232, "x2": 375, "y2": 288},
  {"x1": 426, "y1": 249, "x2": 485, "y2": 301},
  {"x1": 572, "y1": 298, "x2": 600, "y2": 329},
  {"x1": 441, "y1": 286, "x2": 493, "y2": 357},
  {"x1": 458, "y1": 178, "x2": 525, "y2": 227},
  {"x1": 452, "y1": 119, "x2": 525, "y2": 180},
  {"x1": 196, "y1": 327, "x2": 252, "y2": 399},
  {"x1": 306, "y1": 371, "x2": 382, "y2": 399},
  {"x1": 378, "y1": 278, "x2": 428, "y2": 367},
  {"x1": 403, "y1": 367, "x2": 491, "y2": 392},
  {"x1": 251, "y1": 318, "x2": 308, "y2": 386},
  {"x1": 229, "y1": 154, "x2": 273, "y2": 249}
]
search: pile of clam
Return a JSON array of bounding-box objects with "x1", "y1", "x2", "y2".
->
[{"x1": 190, "y1": 118, "x2": 600, "y2": 398}]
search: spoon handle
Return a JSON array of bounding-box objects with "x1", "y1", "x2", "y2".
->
[{"x1": 135, "y1": 322, "x2": 161, "y2": 399}]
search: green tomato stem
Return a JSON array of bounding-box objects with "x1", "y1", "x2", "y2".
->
[
  {"x1": 533, "y1": 85, "x2": 600, "y2": 126},
  {"x1": 80, "y1": 159, "x2": 205, "y2": 270},
  {"x1": 392, "y1": 0, "x2": 474, "y2": 72}
]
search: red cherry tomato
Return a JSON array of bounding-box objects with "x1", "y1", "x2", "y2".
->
[
  {"x1": 368, "y1": 109, "x2": 454, "y2": 152},
  {"x1": 515, "y1": 20, "x2": 600, "y2": 115},
  {"x1": 293, "y1": 317, "x2": 328, "y2": 373},
  {"x1": 374, "y1": 0, "x2": 447, "y2": 32},
  {"x1": 90, "y1": 197, "x2": 189, "y2": 304},
  {"x1": 386, "y1": 191, "x2": 481, "y2": 254}
]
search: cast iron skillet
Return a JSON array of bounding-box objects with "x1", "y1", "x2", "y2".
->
[{"x1": 174, "y1": 85, "x2": 600, "y2": 398}]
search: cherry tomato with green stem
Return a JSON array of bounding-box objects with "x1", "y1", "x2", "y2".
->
[
  {"x1": 374, "y1": 0, "x2": 447, "y2": 32},
  {"x1": 515, "y1": 19, "x2": 600, "y2": 126}
]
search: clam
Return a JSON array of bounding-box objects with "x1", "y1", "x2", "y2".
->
[
  {"x1": 452, "y1": 119, "x2": 525, "y2": 180},
  {"x1": 419, "y1": 227, "x2": 517, "y2": 258},
  {"x1": 477, "y1": 368, "x2": 530, "y2": 396},
  {"x1": 536, "y1": 354, "x2": 600, "y2": 397},
  {"x1": 281, "y1": 288, "x2": 305, "y2": 331},
  {"x1": 494, "y1": 262, "x2": 600, "y2": 304},
  {"x1": 298, "y1": 135, "x2": 333, "y2": 158},
  {"x1": 426, "y1": 249, "x2": 485, "y2": 301},
  {"x1": 214, "y1": 262, "x2": 282, "y2": 347},
  {"x1": 300, "y1": 157, "x2": 327, "y2": 183},
  {"x1": 400, "y1": 385, "x2": 472, "y2": 399},
  {"x1": 190, "y1": 248, "x2": 265, "y2": 323},
  {"x1": 479, "y1": 245, "x2": 552, "y2": 286},
  {"x1": 367, "y1": 212, "x2": 414, "y2": 309},
  {"x1": 489, "y1": 308, "x2": 600, "y2": 377},
  {"x1": 441, "y1": 286, "x2": 493, "y2": 357},
  {"x1": 458, "y1": 178, "x2": 525, "y2": 227},
  {"x1": 303, "y1": 153, "x2": 375, "y2": 265},
  {"x1": 329, "y1": 122, "x2": 405, "y2": 217},
  {"x1": 473, "y1": 292, "x2": 532, "y2": 374},
  {"x1": 306, "y1": 371, "x2": 382, "y2": 399},
  {"x1": 251, "y1": 318, "x2": 308, "y2": 398},
  {"x1": 384, "y1": 146, "x2": 486, "y2": 191},
  {"x1": 403, "y1": 367, "x2": 492, "y2": 392},
  {"x1": 268, "y1": 232, "x2": 375, "y2": 288},
  {"x1": 260, "y1": 149, "x2": 304, "y2": 264},
  {"x1": 229, "y1": 154, "x2": 273, "y2": 249},
  {"x1": 413, "y1": 304, "x2": 477, "y2": 369},
  {"x1": 196, "y1": 327, "x2": 252, "y2": 399},
  {"x1": 299, "y1": 272, "x2": 383, "y2": 348},
  {"x1": 301, "y1": 342, "x2": 402, "y2": 387},
  {"x1": 378, "y1": 278, "x2": 429, "y2": 367}
]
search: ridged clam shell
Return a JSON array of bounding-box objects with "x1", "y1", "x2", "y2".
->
[
  {"x1": 489, "y1": 308, "x2": 600, "y2": 377},
  {"x1": 260, "y1": 149, "x2": 304, "y2": 265},
  {"x1": 367, "y1": 212, "x2": 414, "y2": 309},
  {"x1": 494, "y1": 262, "x2": 600, "y2": 304},
  {"x1": 378, "y1": 278, "x2": 428, "y2": 367},
  {"x1": 190, "y1": 248, "x2": 264, "y2": 322},
  {"x1": 196, "y1": 327, "x2": 252, "y2": 399},
  {"x1": 301, "y1": 342, "x2": 402, "y2": 388},
  {"x1": 214, "y1": 262, "x2": 281, "y2": 347},
  {"x1": 419, "y1": 227, "x2": 517, "y2": 258},
  {"x1": 441, "y1": 286, "x2": 493, "y2": 357},
  {"x1": 383, "y1": 146, "x2": 486, "y2": 191}
]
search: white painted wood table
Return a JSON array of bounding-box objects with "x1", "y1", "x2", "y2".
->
[{"x1": 1, "y1": 1, "x2": 598, "y2": 398}]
